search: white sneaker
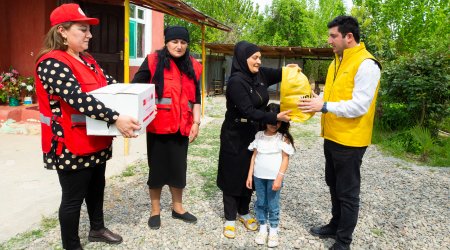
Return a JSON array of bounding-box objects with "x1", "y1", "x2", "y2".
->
[
  {"x1": 267, "y1": 234, "x2": 279, "y2": 248},
  {"x1": 255, "y1": 231, "x2": 268, "y2": 245}
]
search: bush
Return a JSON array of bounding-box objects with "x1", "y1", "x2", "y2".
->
[
  {"x1": 409, "y1": 125, "x2": 434, "y2": 160},
  {"x1": 438, "y1": 116, "x2": 450, "y2": 133},
  {"x1": 379, "y1": 50, "x2": 450, "y2": 132},
  {"x1": 430, "y1": 137, "x2": 450, "y2": 166},
  {"x1": 377, "y1": 102, "x2": 413, "y2": 130}
]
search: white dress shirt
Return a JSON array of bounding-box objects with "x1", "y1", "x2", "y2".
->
[{"x1": 326, "y1": 59, "x2": 381, "y2": 118}]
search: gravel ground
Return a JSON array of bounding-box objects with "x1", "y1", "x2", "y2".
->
[{"x1": 6, "y1": 97, "x2": 450, "y2": 250}]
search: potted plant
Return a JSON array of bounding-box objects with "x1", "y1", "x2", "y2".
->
[
  {"x1": 20, "y1": 76, "x2": 35, "y2": 105},
  {"x1": 0, "y1": 82, "x2": 6, "y2": 104},
  {"x1": 0, "y1": 67, "x2": 21, "y2": 106}
]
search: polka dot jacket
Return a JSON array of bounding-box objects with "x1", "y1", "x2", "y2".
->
[{"x1": 37, "y1": 57, "x2": 119, "y2": 171}]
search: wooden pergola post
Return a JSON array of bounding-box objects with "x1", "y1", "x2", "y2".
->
[
  {"x1": 123, "y1": 0, "x2": 130, "y2": 155},
  {"x1": 201, "y1": 24, "x2": 206, "y2": 117}
]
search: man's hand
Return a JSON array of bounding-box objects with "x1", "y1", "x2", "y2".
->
[
  {"x1": 285, "y1": 64, "x2": 300, "y2": 68},
  {"x1": 298, "y1": 92, "x2": 324, "y2": 113}
]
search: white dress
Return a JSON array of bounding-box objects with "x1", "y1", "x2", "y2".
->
[{"x1": 248, "y1": 131, "x2": 295, "y2": 179}]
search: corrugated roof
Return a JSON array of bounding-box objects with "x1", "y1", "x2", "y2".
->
[
  {"x1": 206, "y1": 43, "x2": 334, "y2": 59},
  {"x1": 81, "y1": 0, "x2": 231, "y2": 31},
  {"x1": 131, "y1": 0, "x2": 232, "y2": 31}
]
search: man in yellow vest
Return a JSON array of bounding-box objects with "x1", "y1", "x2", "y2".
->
[{"x1": 299, "y1": 16, "x2": 381, "y2": 250}]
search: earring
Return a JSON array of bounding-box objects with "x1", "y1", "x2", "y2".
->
[{"x1": 63, "y1": 37, "x2": 68, "y2": 45}]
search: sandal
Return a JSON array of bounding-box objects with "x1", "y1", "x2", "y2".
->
[
  {"x1": 223, "y1": 225, "x2": 236, "y2": 239},
  {"x1": 239, "y1": 217, "x2": 258, "y2": 231}
]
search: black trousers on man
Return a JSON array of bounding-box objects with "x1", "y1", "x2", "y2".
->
[
  {"x1": 57, "y1": 163, "x2": 106, "y2": 250},
  {"x1": 223, "y1": 193, "x2": 251, "y2": 221},
  {"x1": 324, "y1": 139, "x2": 367, "y2": 247}
]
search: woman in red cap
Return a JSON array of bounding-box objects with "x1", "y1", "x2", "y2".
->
[
  {"x1": 35, "y1": 4, "x2": 140, "y2": 250},
  {"x1": 132, "y1": 26, "x2": 202, "y2": 230}
]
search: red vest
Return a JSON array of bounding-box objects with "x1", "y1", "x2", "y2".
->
[
  {"x1": 35, "y1": 50, "x2": 113, "y2": 156},
  {"x1": 146, "y1": 53, "x2": 202, "y2": 136}
]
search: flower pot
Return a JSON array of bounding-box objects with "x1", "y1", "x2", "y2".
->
[
  {"x1": 24, "y1": 96, "x2": 33, "y2": 105},
  {"x1": 8, "y1": 97, "x2": 20, "y2": 106}
]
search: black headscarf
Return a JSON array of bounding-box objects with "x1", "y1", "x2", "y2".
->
[
  {"x1": 164, "y1": 26, "x2": 190, "y2": 44},
  {"x1": 152, "y1": 26, "x2": 197, "y2": 99},
  {"x1": 230, "y1": 41, "x2": 261, "y2": 83}
]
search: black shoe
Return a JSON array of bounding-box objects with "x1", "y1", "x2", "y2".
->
[
  {"x1": 88, "y1": 228, "x2": 123, "y2": 244},
  {"x1": 310, "y1": 224, "x2": 337, "y2": 239},
  {"x1": 148, "y1": 215, "x2": 161, "y2": 229},
  {"x1": 329, "y1": 242, "x2": 350, "y2": 250},
  {"x1": 172, "y1": 210, "x2": 197, "y2": 223}
]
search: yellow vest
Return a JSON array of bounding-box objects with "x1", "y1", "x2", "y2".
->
[{"x1": 321, "y1": 43, "x2": 380, "y2": 147}]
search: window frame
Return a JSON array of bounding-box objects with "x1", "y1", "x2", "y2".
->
[{"x1": 129, "y1": 4, "x2": 152, "y2": 66}]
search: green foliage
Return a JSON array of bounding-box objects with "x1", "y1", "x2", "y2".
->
[
  {"x1": 352, "y1": 0, "x2": 450, "y2": 58},
  {"x1": 377, "y1": 102, "x2": 413, "y2": 131},
  {"x1": 165, "y1": 0, "x2": 261, "y2": 53},
  {"x1": 379, "y1": 50, "x2": 450, "y2": 132},
  {"x1": 302, "y1": 59, "x2": 330, "y2": 83},
  {"x1": 164, "y1": 0, "x2": 349, "y2": 52},
  {"x1": 438, "y1": 116, "x2": 450, "y2": 132},
  {"x1": 250, "y1": 0, "x2": 346, "y2": 47},
  {"x1": 372, "y1": 126, "x2": 450, "y2": 167},
  {"x1": 303, "y1": 0, "x2": 346, "y2": 47},
  {"x1": 409, "y1": 125, "x2": 435, "y2": 160},
  {"x1": 251, "y1": 0, "x2": 310, "y2": 46},
  {"x1": 430, "y1": 137, "x2": 450, "y2": 166}
]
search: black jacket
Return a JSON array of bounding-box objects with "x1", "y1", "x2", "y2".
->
[{"x1": 217, "y1": 67, "x2": 281, "y2": 196}]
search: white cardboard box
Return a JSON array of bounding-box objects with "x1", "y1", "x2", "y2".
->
[{"x1": 86, "y1": 83, "x2": 156, "y2": 136}]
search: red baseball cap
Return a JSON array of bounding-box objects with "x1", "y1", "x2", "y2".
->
[{"x1": 50, "y1": 3, "x2": 99, "y2": 26}]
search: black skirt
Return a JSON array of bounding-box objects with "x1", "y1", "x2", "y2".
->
[{"x1": 146, "y1": 131, "x2": 189, "y2": 189}]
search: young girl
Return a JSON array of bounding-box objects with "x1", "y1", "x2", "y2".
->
[{"x1": 246, "y1": 103, "x2": 295, "y2": 247}]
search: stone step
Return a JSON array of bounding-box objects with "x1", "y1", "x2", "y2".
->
[{"x1": 0, "y1": 104, "x2": 40, "y2": 122}]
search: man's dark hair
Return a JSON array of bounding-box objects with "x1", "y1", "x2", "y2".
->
[{"x1": 327, "y1": 16, "x2": 360, "y2": 43}]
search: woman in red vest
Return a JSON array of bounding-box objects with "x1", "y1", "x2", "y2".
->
[
  {"x1": 35, "y1": 4, "x2": 140, "y2": 250},
  {"x1": 132, "y1": 26, "x2": 202, "y2": 230}
]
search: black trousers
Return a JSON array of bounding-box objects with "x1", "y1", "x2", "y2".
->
[
  {"x1": 57, "y1": 163, "x2": 106, "y2": 250},
  {"x1": 223, "y1": 193, "x2": 251, "y2": 221},
  {"x1": 324, "y1": 139, "x2": 367, "y2": 247}
]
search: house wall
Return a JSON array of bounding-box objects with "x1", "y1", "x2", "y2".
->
[
  {"x1": 1, "y1": 1, "x2": 163, "y2": 82},
  {"x1": 0, "y1": 1, "x2": 10, "y2": 72},
  {"x1": 151, "y1": 11, "x2": 164, "y2": 53},
  {"x1": 129, "y1": 10, "x2": 164, "y2": 81},
  {"x1": 1, "y1": 0, "x2": 56, "y2": 76}
]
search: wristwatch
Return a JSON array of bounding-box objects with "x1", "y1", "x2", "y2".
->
[
  {"x1": 321, "y1": 102, "x2": 328, "y2": 113},
  {"x1": 193, "y1": 121, "x2": 201, "y2": 126}
]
